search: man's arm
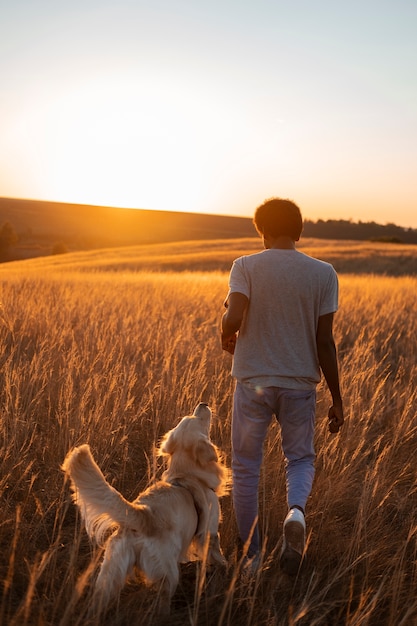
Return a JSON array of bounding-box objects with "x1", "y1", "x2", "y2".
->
[
  {"x1": 316, "y1": 312, "x2": 344, "y2": 432},
  {"x1": 221, "y1": 292, "x2": 248, "y2": 354}
]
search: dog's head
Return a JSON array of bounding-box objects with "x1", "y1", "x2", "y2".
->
[
  {"x1": 159, "y1": 403, "x2": 216, "y2": 465},
  {"x1": 159, "y1": 403, "x2": 229, "y2": 495}
]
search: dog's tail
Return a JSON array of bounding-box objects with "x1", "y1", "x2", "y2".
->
[{"x1": 62, "y1": 444, "x2": 149, "y2": 544}]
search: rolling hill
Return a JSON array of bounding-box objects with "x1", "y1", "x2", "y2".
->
[
  {"x1": 0, "y1": 197, "x2": 255, "y2": 259},
  {"x1": 1, "y1": 197, "x2": 416, "y2": 262}
]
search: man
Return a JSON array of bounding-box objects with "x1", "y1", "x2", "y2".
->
[{"x1": 221, "y1": 197, "x2": 344, "y2": 575}]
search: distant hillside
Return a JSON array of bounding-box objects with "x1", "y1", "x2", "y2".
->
[
  {"x1": 0, "y1": 197, "x2": 255, "y2": 260},
  {"x1": 0, "y1": 197, "x2": 416, "y2": 261}
]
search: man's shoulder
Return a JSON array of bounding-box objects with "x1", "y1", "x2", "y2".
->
[
  {"x1": 232, "y1": 250, "x2": 337, "y2": 277},
  {"x1": 232, "y1": 250, "x2": 264, "y2": 266},
  {"x1": 296, "y1": 251, "x2": 336, "y2": 273}
]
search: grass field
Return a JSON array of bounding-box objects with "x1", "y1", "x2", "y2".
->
[{"x1": 1, "y1": 240, "x2": 417, "y2": 625}]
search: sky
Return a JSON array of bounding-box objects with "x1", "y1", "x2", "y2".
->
[{"x1": 1, "y1": 0, "x2": 416, "y2": 228}]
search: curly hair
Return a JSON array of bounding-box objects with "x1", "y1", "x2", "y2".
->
[{"x1": 253, "y1": 197, "x2": 303, "y2": 241}]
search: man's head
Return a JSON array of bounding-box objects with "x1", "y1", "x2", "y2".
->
[{"x1": 253, "y1": 197, "x2": 303, "y2": 242}]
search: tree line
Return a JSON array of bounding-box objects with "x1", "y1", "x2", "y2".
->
[
  {"x1": 0, "y1": 221, "x2": 67, "y2": 261},
  {"x1": 0, "y1": 221, "x2": 19, "y2": 261},
  {"x1": 303, "y1": 219, "x2": 417, "y2": 243}
]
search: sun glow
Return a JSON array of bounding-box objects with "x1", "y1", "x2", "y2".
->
[
  {"x1": 15, "y1": 74, "x2": 230, "y2": 212},
  {"x1": 3, "y1": 66, "x2": 314, "y2": 219},
  {"x1": 3, "y1": 64, "x2": 417, "y2": 226}
]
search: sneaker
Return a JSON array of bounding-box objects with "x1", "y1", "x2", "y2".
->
[{"x1": 280, "y1": 508, "x2": 306, "y2": 575}]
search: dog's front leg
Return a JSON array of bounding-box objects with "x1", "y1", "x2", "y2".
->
[
  {"x1": 196, "y1": 491, "x2": 226, "y2": 567},
  {"x1": 207, "y1": 532, "x2": 226, "y2": 566}
]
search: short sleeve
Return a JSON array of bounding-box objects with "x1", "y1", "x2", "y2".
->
[
  {"x1": 228, "y1": 257, "x2": 250, "y2": 299},
  {"x1": 320, "y1": 268, "x2": 339, "y2": 316}
]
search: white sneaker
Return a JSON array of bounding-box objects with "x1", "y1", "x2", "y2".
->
[{"x1": 280, "y1": 508, "x2": 306, "y2": 575}]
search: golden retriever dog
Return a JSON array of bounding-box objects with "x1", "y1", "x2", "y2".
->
[{"x1": 62, "y1": 403, "x2": 229, "y2": 615}]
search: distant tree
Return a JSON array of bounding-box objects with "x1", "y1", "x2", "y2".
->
[
  {"x1": 0, "y1": 222, "x2": 19, "y2": 261},
  {"x1": 303, "y1": 218, "x2": 417, "y2": 244},
  {"x1": 371, "y1": 236, "x2": 403, "y2": 244},
  {"x1": 51, "y1": 241, "x2": 69, "y2": 255}
]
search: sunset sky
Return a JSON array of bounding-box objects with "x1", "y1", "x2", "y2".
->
[{"x1": 1, "y1": 0, "x2": 416, "y2": 227}]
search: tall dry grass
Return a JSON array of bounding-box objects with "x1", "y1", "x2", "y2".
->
[
  {"x1": 0, "y1": 250, "x2": 416, "y2": 625},
  {"x1": 6, "y1": 237, "x2": 417, "y2": 275}
]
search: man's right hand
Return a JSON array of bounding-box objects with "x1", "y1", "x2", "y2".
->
[{"x1": 221, "y1": 333, "x2": 237, "y2": 355}]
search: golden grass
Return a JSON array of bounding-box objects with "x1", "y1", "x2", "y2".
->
[
  {"x1": 1, "y1": 242, "x2": 417, "y2": 625},
  {"x1": 4, "y1": 237, "x2": 417, "y2": 275}
]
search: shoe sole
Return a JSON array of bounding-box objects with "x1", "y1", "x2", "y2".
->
[{"x1": 280, "y1": 520, "x2": 305, "y2": 576}]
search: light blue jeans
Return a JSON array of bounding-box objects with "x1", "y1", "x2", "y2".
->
[{"x1": 232, "y1": 382, "x2": 316, "y2": 556}]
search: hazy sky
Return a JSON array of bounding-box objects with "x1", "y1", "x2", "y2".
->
[{"x1": 1, "y1": 0, "x2": 416, "y2": 227}]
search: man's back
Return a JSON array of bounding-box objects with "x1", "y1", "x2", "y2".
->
[{"x1": 228, "y1": 249, "x2": 338, "y2": 389}]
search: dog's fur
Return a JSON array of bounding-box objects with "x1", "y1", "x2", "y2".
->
[{"x1": 62, "y1": 403, "x2": 229, "y2": 614}]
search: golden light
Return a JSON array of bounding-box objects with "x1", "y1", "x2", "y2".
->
[{"x1": 16, "y1": 74, "x2": 215, "y2": 212}]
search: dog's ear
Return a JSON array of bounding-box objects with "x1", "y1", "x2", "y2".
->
[
  {"x1": 195, "y1": 438, "x2": 218, "y2": 465},
  {"x1": 159, "y1": 428, "x2": 176, "y2": 456}
]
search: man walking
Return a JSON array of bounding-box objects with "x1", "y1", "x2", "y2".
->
[{"x1": 221, "y1": 197, "x2": 344, "y2": 575}]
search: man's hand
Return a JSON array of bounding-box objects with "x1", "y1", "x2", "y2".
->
[
  {"x1": 222, "y1": 333, "x2": 237, "y2": 355},
  {"x1": 328, "y1": 404, "x2": 344, "y2": 433},
  {"x1": 221, "y1": 292, "x2": 248, "y2": 356}
]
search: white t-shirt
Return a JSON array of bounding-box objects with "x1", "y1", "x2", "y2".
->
[{"x1": 227, "y1": 248, "x2": 339, "y2": 390}]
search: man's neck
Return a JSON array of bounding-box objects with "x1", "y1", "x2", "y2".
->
[{"x1": 263, "y1": 235, "x2": 296, "y2": 250}]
